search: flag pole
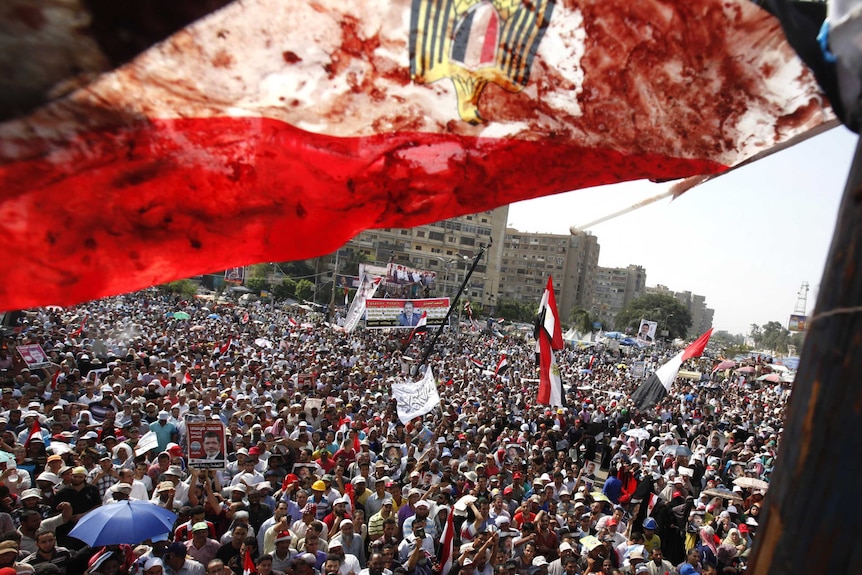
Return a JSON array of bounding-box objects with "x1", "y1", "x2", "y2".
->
[{"x1": 417, "y1": 242, "x2": 489, "y2": 369}]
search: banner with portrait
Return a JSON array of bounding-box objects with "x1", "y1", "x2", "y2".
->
[
  {"x1": 365, "y1": 298, "x2": 450, "y2": 329},
  {"x1": 16, "y1": 344, "x2": 51, "y2": 369},
  {"x1": 187, "y1": 420, "x2": 227, "y2": 469},
  {"x1": 637, "y1": 320, "x2": 658, "y2": 344}
]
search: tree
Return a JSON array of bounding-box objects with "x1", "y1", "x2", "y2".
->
[
  {"x1": 570, "y1": 307, "x2": 600, "y2": 334},
  {"x1": 496, "y1": 299, "x2": 536, "y2": 323},
  {"x1": 272, "y1": 278, "x2": 296, "y2": 300},
  {"x1": 341, "y1": 249, "x2": 368, "y2": 276},
  {"x1": 278, "y1": 260, "x2": 315, "y2": 277},
  {"x1": 614, "y1": 293, "x2": 692, "y2": 339},
  {"x1": 295, "y1": 279, "x2": 314, "y2": 301},
  {"x1": 245, "y1": 276, "x2": 268, "y2": 294},
  {"x1": 158, "y1": 279, "x2": 198, "y2": 298}
]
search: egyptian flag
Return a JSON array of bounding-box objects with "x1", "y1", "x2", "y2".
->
[
  {"x1": 288, "y1": 317, "x2": 298, "y2": 328},
  {"x1": 216, "y1": 337, "x2": 233, "y2": 356},
  {"x1": 70, "y1": 315, "x2": 88, "y2": 337},
  {"x1": 0, "y1": 0, "x2": 831, "y2": 311},
  {"x1": 631, "y1": 329, "x2": 714, "y2": 411},
  {"x1": 49, "y1": 368, "x2": 61, "y2": 392},
  {"x1": 24, "y1": 419, "x2": 42, "y2": 450},
  {"x1": 536, "y1": 277, "x2": 565, "y2": 407},
  {"x1": 242, "y1": 548, "x2": 257, "y2": 575},
  {"x1": 468, "y1": 356, "x2": 485, "y2": 370},
  {"x1": 183, "y1": 372, "x2": 193, "y2": 385},
  {"x1": 495, "y1": 354, "x2": 509, "y2": 378},
  {"x1": 241, "y1": 312, "x2": 250, "y2": 325},
  {"x1": 406, "y1": 312, "x2": 428, "y2": 344},
  {"x1": 439, "y1": 505, "x2": 456, "y2": 575}
]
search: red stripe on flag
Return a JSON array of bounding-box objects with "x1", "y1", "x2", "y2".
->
[
  {"x1": 24, "y1": 419, "x2": 41, "y2": 450},
  {"x1": 0, "y1": 118, "x2": 725, "y2": 309}
]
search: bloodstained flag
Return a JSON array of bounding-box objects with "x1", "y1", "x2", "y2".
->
[{"x1": 0, "y1": 0, "x2": 833, "y2": 309}]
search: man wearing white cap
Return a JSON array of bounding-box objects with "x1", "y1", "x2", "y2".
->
[
  {"x1": 332, "y1": 517, "x2": 366, "y2": 567},
  {"x1": 328, "y1": 538, "x2": 361, "y2": 575},
  {"x1": 149, "y1": 410, "x2": 178, "y2": 453}
]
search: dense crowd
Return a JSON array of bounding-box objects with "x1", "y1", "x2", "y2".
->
[{"x1": 0, "y1": 292, "x2": 787, "y2": 575}]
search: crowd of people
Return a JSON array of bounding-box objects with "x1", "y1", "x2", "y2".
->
[{"x1": 0, "y1": 291, "x2": 787, "y2": 575}]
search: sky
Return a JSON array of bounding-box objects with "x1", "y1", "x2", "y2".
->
[{"x1": 507, "y1": 126, "x2": 859, "y2": 335}]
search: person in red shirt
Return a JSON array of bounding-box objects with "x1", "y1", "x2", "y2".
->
[{"x1": 512, "y1": 495, "x2": 540, "y2": 528}]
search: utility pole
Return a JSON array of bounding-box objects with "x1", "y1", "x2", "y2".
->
[{"x1": 329, "y1": 249, "x2": 340, "y2": 317}]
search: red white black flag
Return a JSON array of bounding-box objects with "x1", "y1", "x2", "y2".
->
[{"x1": 535, "y1": 276, "x2": 565, "y2": 407}]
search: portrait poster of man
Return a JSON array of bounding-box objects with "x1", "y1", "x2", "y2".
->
[
  {"x1": 187, "y1": 420, "x2": 227, "y2": 469},
  {"x1": 637, "y1": 319, "x2": 657, "y2": 344},
  {"x1": 16, "y1": 344, "x2": 51, "y2": 369},
  {"x1": 365, "y1": 298, "x2": 449, "y2": 328}
]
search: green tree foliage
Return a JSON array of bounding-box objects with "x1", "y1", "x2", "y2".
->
[
  {"x1": 496, "y1": 299, "x2": 538, "y2": 324},
  {"x1": 342, "y1": 250, "x2": 368, "y2": 276},
  {"x1": 749, "y1": 320, "x2": 805, "y2": 354},
  {"x1": 278, "y1": 260, "x2": 315, "y2": 277},
  {"x1": 295, "y1": 279, "x2": 315, "y2": 301},
  {"x1": 615, "y1": 293, "x2": 692, "y2": 339},
  {"x1": 158, "y1": 279, "x2": 199, "y2": 298},
  {"x1": 272, "y1": 278, "x2": 296, "y2": 300},
  {"x1": 570, "y1": 307, "x2": 600, "y2": 334},
  {"x1": 245, "y1": 276, "x2": 268, "y2": 294}
]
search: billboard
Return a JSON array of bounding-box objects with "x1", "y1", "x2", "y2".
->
[
  {"x1": 365, "y1": 298, "x2": 450, "y2": 328},
  {"x1": 359, "y1": 263, "x2": 436, "y2": 286},
  {"x1": 788, "y1": 314, "x2": 807, "y2": 332},
  {"x1": 187, "y1": 420, "x2": 227, "y2": 469},
  {"x1": 224, "y1": 267, "x2": 245, "y2": 284},
  {"x1": 16, "y1": 344, "x2": 51, "y2": 369},
  {"x1": 636, "y1": 319, "x2": 657, "y2": 344}
]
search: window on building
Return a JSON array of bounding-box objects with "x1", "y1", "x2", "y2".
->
[
  {"x1": 429, "y1": 231, "x2": 444, "y2": 241},
  {"x1": 461, "y1": 237, "x2": 475, "y2": 246},
  {"x1": 417, "y1": 231, "x2": 425, "y2": 238}
]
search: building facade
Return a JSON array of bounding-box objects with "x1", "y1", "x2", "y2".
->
[
  {"x1": 646, "y1": 284, "x2": 715, "y2": 337},
  {"x1": 344, "y1": 207, "x2": 509, "y2": 308},
  {"x1": 496, "y1": 229, "x2": 600, "y2": 320},
  {"x1": 592, "y1": 265, "x2": 647, "y2": 328}
]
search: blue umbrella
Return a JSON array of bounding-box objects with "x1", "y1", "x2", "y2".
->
[
  {"x1": 69, "y1": 501, "x2": 177, "y2": 546},
  {"x1": 207, "y1": 313, "x2": 221, "y2": 319}
]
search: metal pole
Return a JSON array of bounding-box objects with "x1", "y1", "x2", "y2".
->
[{"x1": 417, "y1": 243, "x2": 489, "y2": 368}]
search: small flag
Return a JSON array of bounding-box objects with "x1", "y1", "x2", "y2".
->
[
  {"x1": 24, "y1": 419, "x2": 42, "y2": 450},
  {"x1": 49, "y1": 368, "x2": 61, "y2": 392},
  {"x1": 71, "y1": 314, "x2": 88, "y2": 337},
  {"x1": 536, "y1": 276, "x2": 565, "y2": 407},
  {"x1": 183, "y1": 372, "x2": 192, "y2": 385},
  {"x1": 495, "y1": 354, "x2": 509, "y2": 378},
  {"x1": 406, "y1": 311, "x2": 428, "y2": 344},
  {"x1": 216, "y1": 337, "x2": 233, "y2": 356},
  {"x1": 242, "y1": 548, "x2": 257, "y2": 575},
  {"x1": 439, "y1": 501, "x2": 455, "y2": 575},
  {"x1": 468, "y1": 356, "x2": 485, "y2": 370},
  {"x1": 631, "y1": 329, "x2": 714, "y2": 411},
  {"x1": 241, "y1": 312, "x2": 250, "y2": 324},
  {"x1": 647, "y1": 493, "x2": 659, "y2": 517},
  {"x1": 288, "y1": 317, "x2": 298, "y2": 327}
]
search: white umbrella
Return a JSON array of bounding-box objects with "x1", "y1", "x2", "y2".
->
[
  {"x1": 254, "y1": 338, "x2": 273, "y2": 349},
  {"x1": 625, "y1": 428, "x2": 651, "y2": 441},
  {"x1": 733, "y1": 477, "x2": 769, "y2": 490}
]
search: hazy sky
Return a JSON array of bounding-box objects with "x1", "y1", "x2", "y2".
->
[{"x1": 507, "y1": 126, "x2": 859, "y2": 335}]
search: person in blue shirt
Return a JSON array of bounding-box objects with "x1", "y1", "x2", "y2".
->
[{"x1": 149, "y1": 411, "x2": 178, "y2": 452}]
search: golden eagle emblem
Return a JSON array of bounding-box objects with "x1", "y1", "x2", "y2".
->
[{"x1": 410, "y1": 0, "x2": 556, "y2": 124}]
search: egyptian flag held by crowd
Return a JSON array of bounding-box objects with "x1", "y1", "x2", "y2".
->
[
  {"x1": 0, "y1": 0, "x2": 833, "y2": 309},
  {"x1": 535, "y1": 276, "x2": 565, "y2": 407},
  {"x1": 631, "y1": 329, "x2": 714, "y2": 411}
]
